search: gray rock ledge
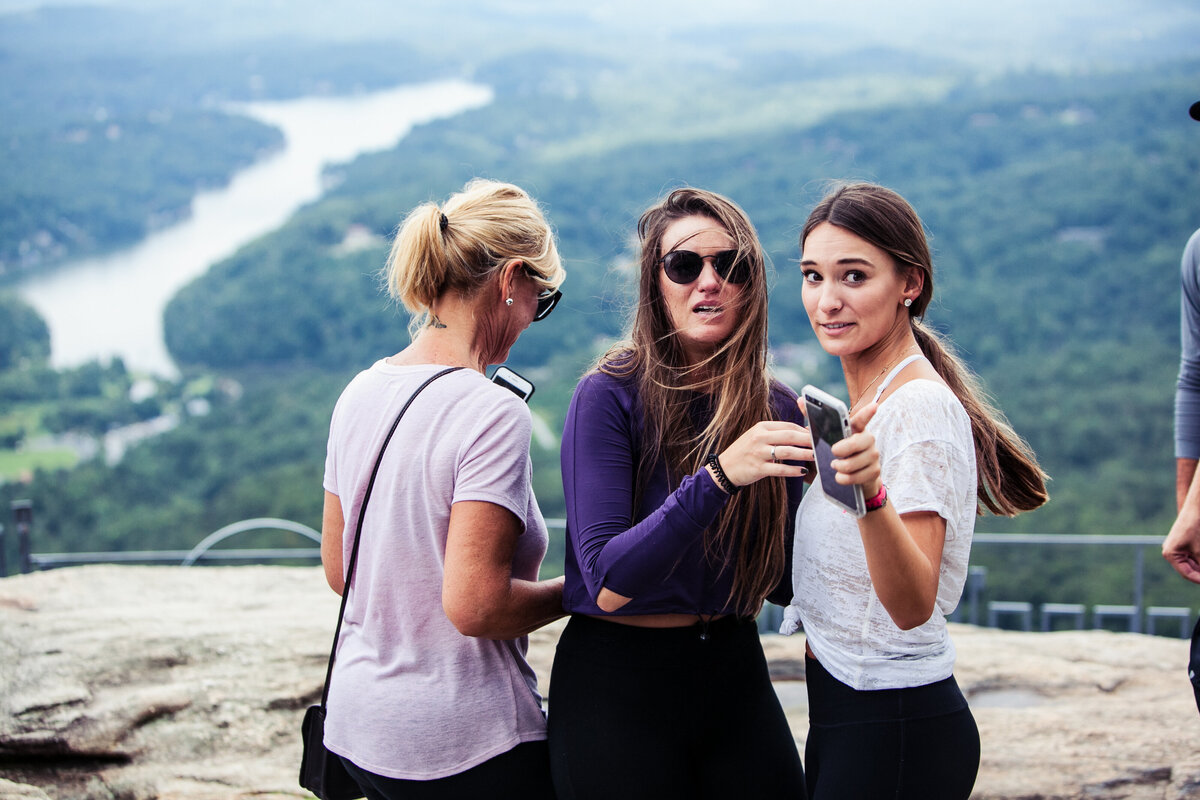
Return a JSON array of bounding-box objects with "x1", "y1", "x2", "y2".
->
[{"x1": 1, "y1": 565, "x2": 1198, "y2": 799}]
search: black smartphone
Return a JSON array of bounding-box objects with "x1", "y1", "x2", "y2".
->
[
  {"x1": 491, "y1": 366, "x2": 535, "y2": 402},
  {"x1": 802, "y1": 384, "x2": 865, "y2": 518}
]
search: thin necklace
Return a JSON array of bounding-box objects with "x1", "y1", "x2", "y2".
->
[{"x1": 849, "y1": 347, "x2": 920, "y2": 415}]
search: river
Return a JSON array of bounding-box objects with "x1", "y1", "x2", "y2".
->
[{"x1": 14, "y1": 79, "x2": 493, "y2": 378}]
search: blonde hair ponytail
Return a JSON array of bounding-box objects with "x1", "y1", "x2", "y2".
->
[{"x1": 385, "y1": 179, "x2": 564, "y2": 335}]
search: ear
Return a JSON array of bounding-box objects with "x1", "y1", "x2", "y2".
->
[
  {"x1": 902, "y1": 266, "x2": 924, "y2": 303},
  {"x1": 498, "y1": 259, "x2": 524, "y2": 302}
]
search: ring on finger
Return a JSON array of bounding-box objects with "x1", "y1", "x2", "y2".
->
[{"x1": 771, "y1": 445, "x2": 777, "y2": 463}]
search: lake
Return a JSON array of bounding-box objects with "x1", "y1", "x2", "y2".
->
[{"x1": 14, "y1": 79, "x2": 493, "y2": 377}]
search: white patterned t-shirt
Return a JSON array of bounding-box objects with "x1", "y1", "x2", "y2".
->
[{"x1": 782, "y1": 379, "x2": 976, "y2": 690}]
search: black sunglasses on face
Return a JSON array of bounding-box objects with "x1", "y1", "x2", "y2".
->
[
  {"x1": 521, "y1": 264, "x2": 562, "y2": 321},
  {"x1": 659, "y1": 249, "x2": 750, "y2": 285},
  {"x1": 533, "y1": 288, "x2": 562, "y2": 321}
]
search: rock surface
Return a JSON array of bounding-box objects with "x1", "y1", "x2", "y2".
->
[{"x1": 0, "y1": 565, "x2": 1198, "y2": 799}]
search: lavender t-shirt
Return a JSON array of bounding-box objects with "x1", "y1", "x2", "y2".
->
[{"x1": 322, "y1": 361, "x2": 549, "y2": 779}]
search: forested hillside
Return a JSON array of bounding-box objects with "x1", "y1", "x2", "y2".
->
[
  {"x1": 2, "y1": 2, "x2": 1199, "y2": 612},
  {"x1": 0, "y1": 8, "x2": 446, "y2": 277}
]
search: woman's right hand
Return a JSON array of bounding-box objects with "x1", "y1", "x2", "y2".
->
[
  {"x1": 715, "y1": 420, "x2": 812, "y2": 490},
  {"x1": 829, "y1": 402, "x2": 882, "y2": 498}
]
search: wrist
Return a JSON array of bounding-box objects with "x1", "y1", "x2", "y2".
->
[
  {"x1": 864, "y1": 483, "x2": 888, "y2": 513},
  {"x1": 705, "y1": 454, "x2": 740, "y2": 495}
]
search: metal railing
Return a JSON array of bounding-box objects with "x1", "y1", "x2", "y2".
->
[{"x1": 3, "y1": 503, "x2": 1192, "y2": 637}]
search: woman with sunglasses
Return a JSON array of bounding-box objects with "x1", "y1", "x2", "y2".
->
[
  {"x1": 320, "y1": 179, "x2": 566, "y2": 799},
  {"x1": 548, "y1": 187, "x2": 811, "y2": 799},
  {"x1": 782, "y1": 183, "x2": 1047, "y2": 798}
]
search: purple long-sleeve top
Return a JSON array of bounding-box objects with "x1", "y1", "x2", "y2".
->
[{"x1": 560, "y1": 366, "x2": 804, "y2": 617}]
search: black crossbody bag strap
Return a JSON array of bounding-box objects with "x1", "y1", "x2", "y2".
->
[{"x1": 319, "y1": 366, "x2": 463, "y2": 708}]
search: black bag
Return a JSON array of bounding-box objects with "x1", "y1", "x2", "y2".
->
[
  {"x1": 300, "y1": 704, "x2": 363, "y2": 800},
  {"x1": 299, "y1": 368, "x2": 461, "y2": 799}
]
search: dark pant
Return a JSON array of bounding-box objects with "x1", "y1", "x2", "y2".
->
[
  {"x1": 804, "y1": 655, "x2": 980, "y2": 800},
  {"x1": 339, "y1": 740, "x2": 555, "y2": 800},
  {"x1": 547, "y1": 614, "x2": 807, "y2": 800},
  {"x1": 1190, "y1": 615, "x2": 1200, "y2": 713}
]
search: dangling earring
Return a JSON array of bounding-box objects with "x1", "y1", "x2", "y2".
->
[
  {"x1": 903, "y1": 298, "x2": 913, "y2": 308},
  {"x1": 506, "y1": 298, "x2": 514, "y2": 306}
]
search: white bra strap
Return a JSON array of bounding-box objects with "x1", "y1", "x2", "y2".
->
[{"x1": 872, "y1": 354, "x2": 925, "y2": 403}]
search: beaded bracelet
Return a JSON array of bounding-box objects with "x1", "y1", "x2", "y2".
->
[{"x1": 705, "y1": 453, "x2": 740, "y2": 495}]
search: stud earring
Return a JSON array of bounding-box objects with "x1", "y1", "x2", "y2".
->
[
  {"x1": 903, "y1": 298, "x2": 913, "y2": 307},
  {"x1": 506, "y1": 297, "x2": 514, "y2": 306}
]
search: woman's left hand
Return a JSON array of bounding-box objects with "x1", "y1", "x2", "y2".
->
[
  {"x1": 829, "y1": 402, "x2": 882, "y2": 497},
  {"x1": 715, "y1": 420, "x2": 812, "y2": 489}
]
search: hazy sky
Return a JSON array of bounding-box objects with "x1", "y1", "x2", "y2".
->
[{"x1": 3, "y1": 0, "x2": 1199, "y2": 74}]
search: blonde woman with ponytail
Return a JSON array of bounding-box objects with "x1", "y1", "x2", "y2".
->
[
  {"x1": 782, "y1": 182, "x2": 1048, "y2": 799},
  {"x1": 549, "y1": 188, "x2": 811, "y2": 798},
  {"x1": 320, "y1": 179, "x2": 565, "y2": 799}
]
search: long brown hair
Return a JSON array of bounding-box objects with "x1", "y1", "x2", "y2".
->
[
  {"x1": 802, "y1": 182, "x2": 1048, "y2": 515},
  {"x1": 598, "y1": 187, "x2": 789, "y2": 615}
]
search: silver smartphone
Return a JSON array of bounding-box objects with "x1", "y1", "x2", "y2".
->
[
  {"x1": 491, "y1": 366, "x2": 535, "y2": 402},
  {"x1": 802, "y1": 384, "x2": 865, "y2": 518}
]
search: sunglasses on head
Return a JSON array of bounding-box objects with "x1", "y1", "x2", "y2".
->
[{"x1": 658, "y1": 249, "x2": 750, "y2": 285}]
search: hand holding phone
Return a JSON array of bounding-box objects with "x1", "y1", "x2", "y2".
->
[
  {"x1": 802, "y1": 384, "x2": 865, "y2": 518},
  {"x1": 491, "y1": 366, "x2": 535, "y2": 402}
]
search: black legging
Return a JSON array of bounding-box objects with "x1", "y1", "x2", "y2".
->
[
  {"x1": 803, "y1": 654, "x2": 980, "y2": 799},
  {"x1": 339, "y1": 740, "x2": 554, "y2": 800},
  {"x1": 547, "y1": 614, "x2": 807, "y2": 800}
]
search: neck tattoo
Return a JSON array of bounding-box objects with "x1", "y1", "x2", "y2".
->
[{"x1": 429, "y1": 315, "x2": 447, "y2": 330}]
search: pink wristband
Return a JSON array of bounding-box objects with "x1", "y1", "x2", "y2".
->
[{"x1": 865, "y1": 484, "x2": 888, "y2": 512}]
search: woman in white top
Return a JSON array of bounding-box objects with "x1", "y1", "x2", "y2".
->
[{"x1": 782, "y1": 183, "x2": 1047, "y2": 799}]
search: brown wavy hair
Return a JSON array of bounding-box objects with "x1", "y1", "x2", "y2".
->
[
  {"x1": 801, "y1": 182, "x2": 1048, "y2": 515},
  {"x1": 598, "y1": 187, "x2": 789, "y2": 616}
]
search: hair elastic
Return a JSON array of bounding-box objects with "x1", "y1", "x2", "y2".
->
[
  {"x1": 705, "y1": 453, "x2": 740, "y2": 495},
  {"x1": 439, "y1": 213, "x2": 449, "y2": 232}
]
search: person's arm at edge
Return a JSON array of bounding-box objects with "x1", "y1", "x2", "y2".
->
[
  {"x1": 1166, "y1": 458, "x2": 1200, "y2": 582},
  {"x1": 1167, "y1": 229, "x2": 1200, "y2": 583}
]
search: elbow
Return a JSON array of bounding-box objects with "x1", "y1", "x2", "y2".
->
[
  {"x1": 443, "y1": 599, "x2": 508, "y2": 640},
  {"x1": 321, "y1": 558, "x2": 345, "y2": 596},
  {"x1": 889, "y1": 600, "x2": 937, "y2": 631},
  {"x1": 596, "y1": 586, "x2": 631, "y2": 613}
]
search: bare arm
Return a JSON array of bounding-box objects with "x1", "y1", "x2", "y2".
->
[
  {"x1": 321, "y1": 490, "x2": 346, "y2": 595},
  {"x1": 831, "y1": 403, "x2": 946, "y2": 631},
  {"x1": 443, "y1": 500, "x2": 565, "y2": 639},
  {"x1": 1165, "y1": 457, "x2": 1200, "y2": 583}
]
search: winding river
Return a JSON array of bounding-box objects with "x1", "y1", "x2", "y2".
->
[{"x1": 15, "y1": 79, "x2": 493, "y2": 377}]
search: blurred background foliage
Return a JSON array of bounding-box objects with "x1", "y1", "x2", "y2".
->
[{"x1": 1, "y1": 0, "x2": 1199, "y2": 610}]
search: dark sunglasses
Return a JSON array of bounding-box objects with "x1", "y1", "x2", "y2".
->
[
  {"x1": 659, "y1": 249, "x2": 750, "y2": 285},
  {"x1": 522, "y1": 264, "x2": 562, "y2": 321},
  {"x1": 533, "y1": 288, "x2": 562, "y2": 321}
]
